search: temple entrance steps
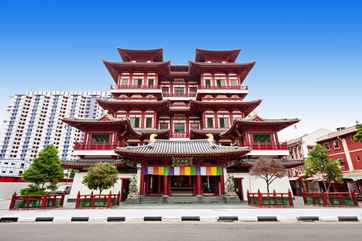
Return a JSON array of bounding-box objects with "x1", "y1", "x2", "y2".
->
[{"x1": 123, "y1": 195, "x2": 242, "y2": 205}]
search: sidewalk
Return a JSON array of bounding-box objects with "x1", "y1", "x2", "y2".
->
[{"x1": 1, "y1": 206, "x2": 362, "y2": 223}]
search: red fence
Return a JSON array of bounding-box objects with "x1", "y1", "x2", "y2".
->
[
  {"x1": 198, "y1": 85, "x2": 248, "y2": 90},
  {"x1": 251, "y1": 142, "x2": 288, "y2": 150},
  {"x1": 75, "y1": 191, "x2": 121, "y2": 208},
  {"x1": 9, "y1": 193, "x2": 65, "y2": 210},
  {"x1": 111, "y1": 84, "x2": 160, "y2": 89},
  {"x1": 302, "y1": 192, "x2": 358, "y2": 207},
  {"x1": 74, "y1": 142, "x2": 118, "y2": 150},
  {"x1": 163, "y1": 92, "x2": 195, "y2": 97},
  {"x1": 247, "y1": 190, "x2": 293, "y2": 208}
]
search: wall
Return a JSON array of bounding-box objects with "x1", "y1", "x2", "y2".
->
[{"x1": 231, "y1": 172, "x2": 292, "y2": 201}]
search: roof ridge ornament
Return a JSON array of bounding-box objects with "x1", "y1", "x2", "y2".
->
[{"x1": 150, "y1": 133, "x2": 158, "y2": 143}]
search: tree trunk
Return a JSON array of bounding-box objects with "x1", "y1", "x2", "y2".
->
[{"x1": 266, "y1": 182, "x2": 270, "y2": 193}]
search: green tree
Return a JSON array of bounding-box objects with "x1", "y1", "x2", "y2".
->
[
  {"x1": 82, "y1": 163, "x2": 118, "y2": 194},
  {"x1": 304, "y1": 144, "x2": 343, "y2": 191},
  {"x1": 21, "y1": 145, "x2": 64, "y2": 195},
  {"x1": 353, "y1": 123, "x2": 362, "y2": 142},
  {"x1": 250, "y1": 158, "x2": 287, "y2": 193}
]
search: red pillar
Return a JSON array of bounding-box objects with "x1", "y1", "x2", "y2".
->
[
  {"x1": 140, "y1": 167, "x2": 145, "y2": 196},
  {"x1": 163, "y1": 175, "x2": 169, "y2": 197},
  {"x1": 220, "y1": 168, "x2": 225, "y2": 195},
  {"x1": 196, "y1": 175, "x2": 202, "y2": 196}
]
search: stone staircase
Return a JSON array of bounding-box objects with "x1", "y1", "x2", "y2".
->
[{"x1": 123, "y1": 195, "x2": 241, "y2": 205}]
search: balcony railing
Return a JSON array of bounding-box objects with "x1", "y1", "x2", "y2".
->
[
  {"x1": 251, "y1": 142, "x2": 288, "y2": 150},
  {"x1": 170, "y1": 132, "x2": 189, "y2": 138},
  {"x1": 74, "y1": 142, "x2": 118, "y2": 150},
  {"x1": 111, "y1": 84, "x2": 160, "y2": 89},
  {"x1": 163, "y1": 92, "x2": 195, "y2": 97},
  {"x1": 198, "y1": 85, "x2": 248, "y2": 90}
]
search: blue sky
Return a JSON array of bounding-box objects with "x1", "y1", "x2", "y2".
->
[{"x1": 0, "y1": 0, "x2": 361, "y2": 140}]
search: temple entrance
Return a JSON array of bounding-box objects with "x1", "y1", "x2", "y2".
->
[
  {"x1": 145, "y1": 175, "x2": 165, "y2": 195},
  {"x1": 202, "y1": 176, "x2": 219, "y2": 195},
  {"x1": 170, "y1": 176, "x2": 194, "y2": 196}
]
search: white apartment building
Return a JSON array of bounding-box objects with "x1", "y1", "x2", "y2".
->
[{"x1": 0, "y1": 90, "x2": 109, "y2": 177}]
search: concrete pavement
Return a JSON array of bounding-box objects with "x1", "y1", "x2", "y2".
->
[
  {"x1": 1, "y1": 207, "x2": 362, "y2": 222},
  {"x1": 0, "y1": 223, "x2": 361, "y2": 241}
]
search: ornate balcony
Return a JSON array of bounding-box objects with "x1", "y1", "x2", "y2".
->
[
  {"x1": 251, "y1": 142, "x2": 288, "y2": 150},
  {"x1": 198, "y1": 85, "x2": 248, "y2": 90},
  {"x1": 162, "y1": 92, "x2": 195, "y2": 98},
  {"x1": 111, "y1": 84, "x2": 160, "y2": 89},
  {"x1": 73, "y1": 142, "x2": 119, "y2": 150},
  {"x1": 170, "y1": 132, "x2": 189, "y2": 138}
]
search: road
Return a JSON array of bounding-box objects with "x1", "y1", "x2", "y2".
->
[{"x1": 0, "y1": 223, "x2": 361, "y2": 241}]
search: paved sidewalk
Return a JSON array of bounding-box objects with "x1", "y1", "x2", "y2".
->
[{"x1": 1, "y1": 207, "x2": 362, "y2": 222}]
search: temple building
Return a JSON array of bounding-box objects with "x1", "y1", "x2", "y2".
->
[{"x1": 63, "y1": 48, "x2": 302, "y2": 202}]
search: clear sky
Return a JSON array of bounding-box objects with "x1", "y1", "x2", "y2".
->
[{"x1": 0, "y1": 0, "x2": 361, "y2": 140}]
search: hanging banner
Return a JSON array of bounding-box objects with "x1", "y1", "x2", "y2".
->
[{"x1": 143, "y1": 166, "x2": 222, "y2": 176}]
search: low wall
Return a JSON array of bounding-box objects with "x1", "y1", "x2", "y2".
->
[{"x1": 0, "y1": 182, "x2": 29, "y2": 200}]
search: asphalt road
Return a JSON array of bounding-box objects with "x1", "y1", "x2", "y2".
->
[{"x1": 0, "y1": 223, "x2": 361, "y2": 241}]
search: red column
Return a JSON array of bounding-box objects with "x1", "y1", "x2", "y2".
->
[
  {"x1": 163, "y1": 175, "x2": 169, "y2": 197},
  {"x1": 220, "y1": 168, "x2": 225, "y2": 195},
  {"x1": 140, "y1": 167, "x2": 145, "y2": 196},
  {"x1": 196, "y1": 175, "x2": 202, "y2": 196}
]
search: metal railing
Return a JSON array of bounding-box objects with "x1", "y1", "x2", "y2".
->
[
  {"x1": 111, "y1": 84, "x2": 160, "y2": 89},
  {"x1": 198, "y1": 85, "x2": 248, "y2": 90},
  {"x1": 251, "y1": 142, "x2": 288, "y2": 150}
]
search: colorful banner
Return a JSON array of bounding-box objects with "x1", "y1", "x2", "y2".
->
[{"x1": 143, "y1": 166, "x2": 222, "y2": 176}]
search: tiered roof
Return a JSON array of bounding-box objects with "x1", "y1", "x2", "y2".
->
[
  {"x1": 190, "y1": 99, "x2": 261, "y2": 116},
  {"x1": 195, "y1": 49, "x2": 241, "y2": 62},
  {"x1": 118, "y1": 48, "x2": 163, "y2": 62}
]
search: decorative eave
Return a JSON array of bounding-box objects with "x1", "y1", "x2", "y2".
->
[
  {"x1": 96, "y1": 98, "x2": 170, "y2": 114},
  {"x1": 114, "y1": 139, "x2": 250, "y2": 160},
  {"x1": 103, "y1": 60, "x2": 170, "y2": 82},
  {"x1": 190, "y1": 99, "x2": 261, "y2": 116},
  {"x1": 221, "y1": 118, "x2": 300, "y2": 138},
  {"x1": 234, "y1": 158, "x2": 304, "y2": 169},
  {"x1": 117, "y1": 48, "x2": 163, "y2": 62},
  {"x1": 62, "y1": 116, "x2": 141, "y2": 137},
  {"x1": 62, "y1": 159, "x2": 128, "y2": 170},
  {"x1": 189, "y1": 61, "x2": 255, "y2": 82},
  {"x1": 195, "y1": 49, "x2": 241, "y2": 63},
  {"x1": 190, "y1": 128, "x2": 225, "y2": 140}
]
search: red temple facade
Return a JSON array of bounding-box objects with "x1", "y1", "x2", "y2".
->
[{"x1": 63, "y1": 48, "x2": 302, "y2": 201}]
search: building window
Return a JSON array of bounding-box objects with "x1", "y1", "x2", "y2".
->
[
  {"x1": 145, "y1": 117, "x2": 153, "y2": 128},
  {"x1": 148, "y1": 79, "x2": 155, "y2": 87},
  {"x1": 134, "y1": 79, "x2": 143, "y2": 86},
  {"x1": 253, "y1": 134, "x2": 272, "y2": 143},
  {"x1": 333, "y1": 140, "x2": 340, "y2": 149},
  {"x1": 216, "y1": 79, "x2": 226, "y2": 87},
  {"x1": 206, "y1": 117, "x2": 214, "y2": 128},
  {"x1": 91, "y1": 133, "x2": 110, "y2": 145},
  {"x1": 205, "y1": 79, "x2": 211, "y2": 87},
  {"x1": 160, "y1": 122, "x2": 168, "y2": 129},
  {"x1": 230, "y1": 79, "x2": 238, "y2": 87},
  {"x1": 130, "y1": 117, "x2": 140, "y2": 128},
  {"x1": 121, "y1": 78, "x2": 128, "y2": 85},
  {"x1": 324, "y1": 143, "x2": 330, "y2": 150},
  {"x1": 174, "y1": 123, "x2": 185, "y2": 133},
  {"x1": 174, "y1": 87, "x2": 185, "y2": 95},
  {"x1": 162, "y1": 87, "x2": 169, "y2": 95},
  {"x1": 219, "y1": 117, "x2": 229, "y2": 128}
]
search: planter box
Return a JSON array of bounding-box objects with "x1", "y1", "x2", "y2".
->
[
  {"x1": 302, "y1": 192, "x2": 358, "y2": 207},
  {"x1": 9, "y1": 193, "x2": 65, "y2": 210},
  {"x1": 247, "y1": 191, "x2": 293, "y2": 208},
  {"x1": 75, "y1": 191, "x2": 121, "y2": 208}
]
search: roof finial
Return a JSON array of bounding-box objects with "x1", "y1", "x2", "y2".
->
[
  {"x1": 150, "y1": 134, "x2": 158, "y2": 143},
  {"x1": 206, "y1": 133, "x2": 214, "y2": 144}
]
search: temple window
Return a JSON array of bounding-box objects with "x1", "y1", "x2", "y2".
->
[
  {"x1": 206, "y1": 117, "x2": 214, "y2": 128},
  {"x1": 216, "y1": 79, "x2": 226, "y2": 87},
  {"x1": 133, "y1": 78, "x2": 143, "y2": 86},
  {"x1": 148, "y1": 78, "x2": 155, "y2": 87},
  {"x1": 162, "y1": 87, "x2": 169, "y2": 95},
  {"x1": 130, "y1": 117, "x2": 140, "y2": 128},
  {"x1": 191, "y1": 122, "x2": 200, "y2": 129},
  {"x1": 174, "y1": 87, "x2": 185, "y2": 95},
  {"x1": 145, "y1": 117, "x2": 153, "y2": 128},
  {"x1": 204, "y1": 79, "x2": 211, "y2": 87},
  {"x1": 160, "y1": 122, "x2": 169, "y2": 129},
  {"x1": 324, "y1": 143, "x2": 330, "y2": 150},
  {"x1": 174, "y1": 123, "x2": 185, "y2": 133},
  {"x1": 121, "y1": 78, "x2": 128, "y2": 86},
  {"x1": 252, "y1": 134, "x2": 272, "y2": 143},
  {"x1": 91, "y1": 133, "x2": 110, "y2": 144},
  {"x1": 189, "y1": 87, "x2": 197, "y2": 95},
  {"x1": 230, "y1": 79, "x2": 238, "y2": 87},
  {"x1": 219, "y1": 117, "x2": 229, "y2": 128},
  {"x1": 333, "y1": 140, "x2": 340, "y2": 149}
]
